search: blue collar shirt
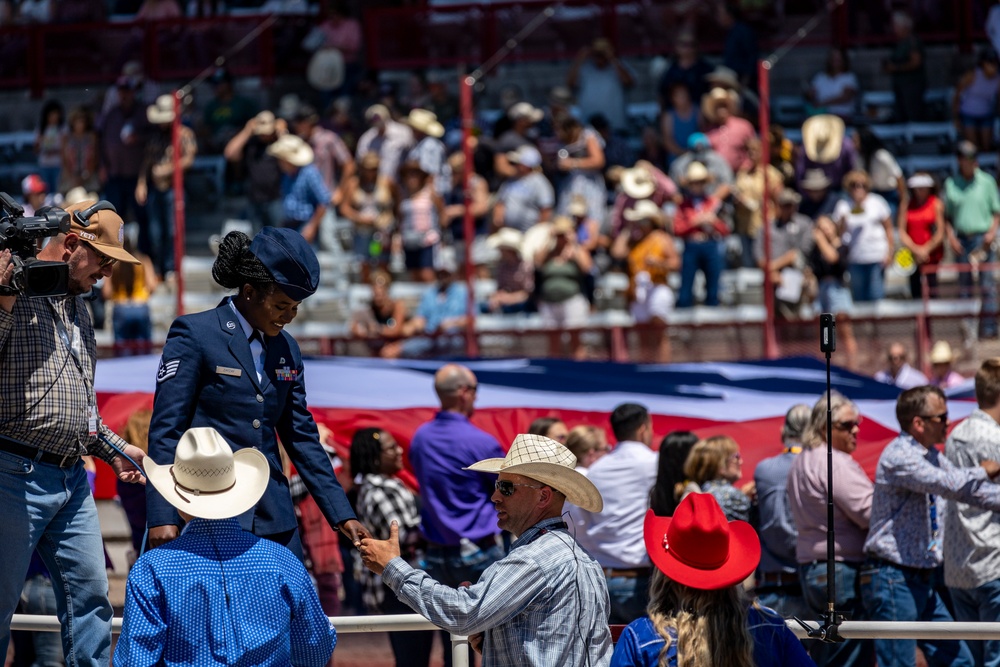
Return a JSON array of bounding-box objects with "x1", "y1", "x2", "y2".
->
[
  {"x1": 382, "y1": 516, "x2": 613, "y2": 667},
  {"x1": 113, "y1": 518, "x2": 336, "y2": 667}
]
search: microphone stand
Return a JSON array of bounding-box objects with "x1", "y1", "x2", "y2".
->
[{"x1": 793, "y1": 313, "x2": 845, "y2": 643}]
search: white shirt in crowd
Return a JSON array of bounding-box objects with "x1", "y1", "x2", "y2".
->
[
  {"x1": 810, "y1": 71, "x2": 859, "y2": 117},
  {"x1": 874, "y1": 363, "x2": 929, "y2": 390},
  {"x1": 834, "y1": 192, "x2": 892, "y2": 265},
  {"x1": 573, "y1": 440, "x2": 658, "y2": 570}
]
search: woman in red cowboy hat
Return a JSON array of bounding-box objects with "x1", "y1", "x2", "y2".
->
[{"x1": 611, "y1": 493, "x2": 814, "y2": 667}]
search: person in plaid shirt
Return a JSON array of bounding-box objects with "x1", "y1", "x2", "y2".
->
[
  {"x1": 0, "y1": 200, "x2": 147, "y2": 666},
  {"x1": 350, "y1": 427, "x2": 433, "y2": 666}
]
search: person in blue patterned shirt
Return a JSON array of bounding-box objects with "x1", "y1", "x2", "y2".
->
[
  {"x1": 115, "y1": 427, "x2": 336, "y2": 667},
  {"x1": 861, "y1": 385, "x2": 1000, "y2": 667},
  {"x1": 359, "y1": 433, "x2": 613, "y2": 667}
]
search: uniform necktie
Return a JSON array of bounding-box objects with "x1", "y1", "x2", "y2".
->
[{"x1": 248, "y1": 331, "x2": 266, "y2": 383}]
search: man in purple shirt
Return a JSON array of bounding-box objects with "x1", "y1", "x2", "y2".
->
[{"x1": 408, "y1": 363, "x2": 505, "y2": 667}]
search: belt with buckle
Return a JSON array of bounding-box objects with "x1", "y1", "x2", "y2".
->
[
  {"x1": 0, "y1": 434, "x2": 80, "y2": 469},
  {"x1": 757, "y1": 570, "x2": 800, "y2": 588},
  {"x1": 603, "y1": 567, "x2": 652, "y2": 579}
]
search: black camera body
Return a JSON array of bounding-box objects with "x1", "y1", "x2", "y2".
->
[{"x1": 0, "y1": 192, "x2": 71, "y2": 298}]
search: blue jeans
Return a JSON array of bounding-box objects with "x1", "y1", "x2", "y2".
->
[
  {"x1": 678, "y1": 238, "x2": 725, "y2": 308},
  {"x1": 424, "y1": 540, "x2": 505, "y2": 667},
  {"x1": 957, "y1": 232, "x2": 998, "y2": 336},
  {"x1": 145, "y1": 187, "x2": 176, "y2": 276},
  {"x1": 860, "y1": 561, "x2": 974, "y2": 667},
  {"x1": 0, "y1": 452, "x2": 112, "y2": 666},
  {"x1": 20, "y1": 574, "x2": 63, "y2": 667},
  {"x1": 800, "y1": 561, "x2": 874, "y2": 667},
  {"x1": 112, "y1": 302, "x2": 152, "y2": 355},
  {"x1": 950, "y1": 580, "x2": 1000, "y2": 667},
  {"x1": 606, "y1": 573, "x2": 651, "y2": 625},
  {"x1": 848, "y1": 262, "x2": 885, "y2": 302}
]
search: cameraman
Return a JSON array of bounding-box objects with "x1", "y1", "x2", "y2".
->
[{"x1": 0, "y1": 200, "x2": 147, "y2": 667}]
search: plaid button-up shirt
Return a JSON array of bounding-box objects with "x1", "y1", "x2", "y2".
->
[
  {"x1": 382, "y1": 515, "x2": 613, "y2": 666},
  {"x1": 0, "y1": 295, "x2": 125, "y2": 463}
]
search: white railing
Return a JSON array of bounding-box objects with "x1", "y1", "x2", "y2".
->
[
  {"x1": 788, "y1": 620, "x2": 1000, "y2": 640},
  {"x1": 10, "y1": 613, "x2": 470, "y2": 667}
]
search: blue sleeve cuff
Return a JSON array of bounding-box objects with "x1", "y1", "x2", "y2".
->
[{"x1": 380, "y1": 557, "x2": 412, "y2": 591}]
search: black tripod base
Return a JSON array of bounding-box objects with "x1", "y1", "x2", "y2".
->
[{"x1": 792, "y1": 612, "x2": 847, "y2": 644}]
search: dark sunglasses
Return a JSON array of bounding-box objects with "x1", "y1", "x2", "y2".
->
[
  {"x1": 83, "y1": 241, "x2": 117, "y2": 269},
  {"x1": 919, "y1": 412, "x2": 948, "y2": 424},
  {"x1": 834, "y1": 419, "x2": 863, "y2": 431},
  {"x1": 494, "y1": 480, "x2": 542, "y2": 497}
]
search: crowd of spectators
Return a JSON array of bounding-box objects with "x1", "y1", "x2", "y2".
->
[{"x1": 6, "y1": 2, "x2": 1000, "y2": 364}]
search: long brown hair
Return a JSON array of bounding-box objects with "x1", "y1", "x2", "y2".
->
[{"x1": 647, "y1": 570, "x2": 756, "y2": 667}]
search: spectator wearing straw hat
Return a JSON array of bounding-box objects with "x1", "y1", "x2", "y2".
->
[
  {"x1": 136, "y1": 94, "x2": 197, "y2": 278},
  {"x1": 797, "y1": 168, "x2": 839, "y2": 222},
  {"x1": 756, "y1": 188, "x2": 814, "y2": 320},
  {"x1": 701, "y1": 87, "x2": 755, "y2": 173},
  {"x1": 405, "y1": 108, "x2": 451, "y2": 196},
  {"x1": 927, "y1": 341, "x2": 965, "y2": 389},
  {"x1": 610, "y1": 160, "x2": 680, "y2": 244},
  {"x1": 359, "y1": 433, "x2": 612, "y2": 667},
  {"x1": 611, "y1": 494, "x2": 812, "y2": 666},
  {"x1": 224, "y1": 110, "x2": 287, "y2": 232},
  {"x1": 674, "y1": 161, "x2": 729, "y2": 308},
  {"x1": 115, "y1": 427, "x2": 337, "y2": 667},
  {"x1": 494, "y1": 102, "x2": 544, "y2": 180},
  {"x1": 795, "y1": 114, "x2": 858, "y2": 191},
  {"x1": 355, "y1": 104, "x2": 414, "y2": 181},
  {"x1": 484, "y1": 227, "x2": 533, "y2": 315},
  {"x1": 861, "y1": 386, "x2": 1000, "y2": 667},
  {"x1": 669, "y1": 132, "x2": 734, "y2": 198},
  {"x1": 611, "y1": 199, "x2": 678, "y2": 362},
  {"x1": 494, "y1": 145, "x2": 554, "y2": 233},
  {"x1": 266, "y1": 134, "x2": 331, "y2": 245}
]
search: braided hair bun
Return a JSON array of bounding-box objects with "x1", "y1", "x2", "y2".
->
[{"x1": 212, "y1": 231, "x2": 274, "y2": 290}]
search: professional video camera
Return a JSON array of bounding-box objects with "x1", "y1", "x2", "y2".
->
[{"x1": 0, "y1": 191, "x2": 71, "y2": 298}]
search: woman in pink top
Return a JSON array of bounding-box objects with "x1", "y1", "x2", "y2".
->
[
  {"x1": 787, "y1": 392, "x2": 875, "y2": 667},
  {"x1": 701, "y1": 87, "x2": 756, "y2": 172}
]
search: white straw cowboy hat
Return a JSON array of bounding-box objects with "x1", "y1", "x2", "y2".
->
[
  {"x1": 682, "y1": 161, "x2": 711, "y2": 185},
  {"x1": 266, "y1": 134, "x2": 315, "y2": 167},
  {"x1": 802, "y1": 114, "x2": 845, "y2": 164},
  {"x1": 145, "y1": 427, "x2": 269, "y2": 520},
  {"x1": 147, "y1": 94, "x2": 176, "y2": 124},
  {"x1": 623, "y1": 199, "x2": 666, "y2": 225},
  {"x1": 404, "y1": 108, "x2": 445, "y2": 138},
  {"x1": 307, "y1": 47, "x2": 345, "y2": 91},
  {"x1": 701, "y1": 87, "x2": 739, "y2": 125},
  {"x1": 465, "y1": 434, "x2": 604, "y2": 512},
  {"x1": 929, "y1": 340, "x2": 956, "y2": 364},
  {"x1": 621, "y1": 165, "x2": 656, "y2": 199},
  {"x1": 487, "y1": 227, "x2": 524, "y2": 255}
]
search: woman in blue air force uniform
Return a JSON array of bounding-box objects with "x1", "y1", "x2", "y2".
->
[{"x1": 146, "y1": 228, "x2": 368, "y2": 556}]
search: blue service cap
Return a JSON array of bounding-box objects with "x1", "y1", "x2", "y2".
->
[
  {"x1": 249, "y1": 227, "x2": 320, "y2": 302},
  {"x1": 687, "y1": 132, "x2": 711, "y2": 150}
]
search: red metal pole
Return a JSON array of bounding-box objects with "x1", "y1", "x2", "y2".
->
[
  {"x1": 172, "y1": 91, "x2": 186, "y2": 317},
  {"x1": 460, "y1": 73, "x2": 479, "y2": 358},
  {"x1": 758, "y1": 60, "x2": 778, "y2": 359}
]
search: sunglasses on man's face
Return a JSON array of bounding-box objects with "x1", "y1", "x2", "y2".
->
[
  {"x1": 494, "y1": 480, "x2": 542, "y2": 497},
  {"x1": 83, "y1": 241, "x2": 117, "y2": 269},
  {"x1": 833, "y1": 419, "x2": 863, "y2": 431}
]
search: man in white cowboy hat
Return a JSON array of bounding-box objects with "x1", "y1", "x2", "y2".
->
[
  {"x1": 668, "y1": 132, "x2": 734, "y2": 198},
  {"x1": 928, "y1": 340, "x2": 965, "y2": 389},
  {"x1": 266, "y1": 134, "x2": 331, "y2": 244},
  {"x1": 291, "y1": 103, "x2": 355, "y2": 252},
  {"x1": 493, "y1": 145, "x2": 554, "y2": 233},
  {"x1": 610, "y1": 160, "x2": 680, "y2": 243},
  {"x1": 404, "y1": 108, "x2": 451, "y2": 196},
  {"x1": 701, "y1": 86, "x2": 755, "y2": 172},
  {"x1": 136, "y1": 94, "x2": 197, "y2": 278},
  {"x1": 494, "y1": 101, "x2": 544, "y2": 179},
  {"x1": 673, "y1": 161, "x2": 730, "y2": 308},
  {"x1": 114, "y1": 427, "x2": 337, "y2": 667},
  {"x1": 223, "y1": 110, "x2": 287, "y2": 231},
  {"x1": 359, "y1": 433, "x2": 612, "y2": 667},
  {"x1": 795, "y1": 114, "x2": 858, "y2": 189},
  {"x1": 484, "y1": 227, "x2": 533, "y2": 314},
  {"x1": 798, "y1": 168, "x2": 839, "y2": 223},
  {"x1": 355, "y1": 103, "x2": 414, "y2": 180}
]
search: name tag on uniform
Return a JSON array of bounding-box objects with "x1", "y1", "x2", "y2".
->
[
  {"x1": 216, "y1": 366, "x2": 242, "y2": 377},
  {"x1": 275, "y1": 367, "x2": 298, "y2": 381}
]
